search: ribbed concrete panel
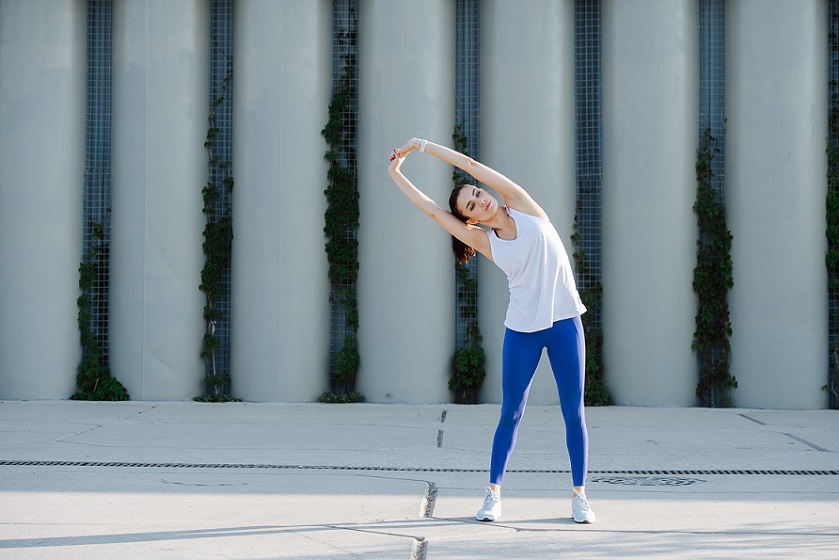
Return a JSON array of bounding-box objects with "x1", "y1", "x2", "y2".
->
[
  {"x1": 479, "y1": 0, "x2": 576, "y2": 405},
  {"x1": 0, "y1": 0, "x2": 86, "y2": 399},
  {"x1": 110, "y1": 0, "x2": 208, "y2": 400},
  {"x1": 726, "y1": 0, "x2": 827, "y2": 409},
  {"x1": 231, "y1": 0, "x2": 331, "y2": 402},
  {"x1": 602, "y1": 0, "x2": 698, "y2": 405},
  {"x1": 357, "y1": 0, "x2": 455, "y2": 403}
]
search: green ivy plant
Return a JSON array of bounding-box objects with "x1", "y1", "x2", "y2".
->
[
  {"x1": 570, "y1": 216, "x2": 611, "y2": 406},
  {"x1": 449, "y1": 123, "x2": 487, "y2": 404},
  {"x1": 73, "y1": 217, "x2": 129, "y2": 401},
  {"x1": 825, "y1": 70, "x2": 839, "y2": 408},
  {"x1": 196, "y1": 59, "x2": 235, "y2": 403},
  {"x1": 450, "y1": 264, "x2": 487, "y2": 403},
  {"x1": 320, "y1": 19, "x2": 363, "y2": 404},
  {"x1": 692, "y1": 126, "x2": 735, "y2": 407}
]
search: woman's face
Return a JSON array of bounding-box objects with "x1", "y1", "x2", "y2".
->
[{"x1": 456, "y1": 186, "x2": 498, "y2": 225}]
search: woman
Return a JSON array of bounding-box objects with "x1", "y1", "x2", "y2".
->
[{"x1": 387, "y1": 138, "x2": 595, "y2": 524}]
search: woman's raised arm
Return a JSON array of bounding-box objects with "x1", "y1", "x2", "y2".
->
[
  {"x1": 395, "y1": 138, "x2": 547, "y2": 220},
  {"x1": 387, "y1": 149, "x2": 492, "y2": 260}
]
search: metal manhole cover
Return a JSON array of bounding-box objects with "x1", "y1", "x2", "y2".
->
[{"x1": 591, "y1": 475, "x2": 705, "y2": 487}]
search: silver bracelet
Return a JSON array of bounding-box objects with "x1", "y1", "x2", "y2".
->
[{"x1": 419, "y1": 139, "x2": 428, "y2": 153}]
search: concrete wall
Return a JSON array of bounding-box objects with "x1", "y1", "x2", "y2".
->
[
  {"x1": 0, "y1": 0, "x2": 86, "y2": 399},
  {"x1": 479, "y1": 0, "x2": 577, "y2": 406},
  {"x1": 231, "y1": 0, "x2": 331, "y2": 402},
  {"x1": 726, "y1": 0, "x2": 828, "y2": 408},
  {"x1": 357, "y1": 0, "x2": 455, "y2": 403},
  {"x1": 109, "y1": 0, "x2": 208, "y2": 399},
  {"x1": 602, "y1": 0, "x2": 699, "y2": 406},
  {"x1": 0, "y1": 0, "x2": 833, "y2": 408}
]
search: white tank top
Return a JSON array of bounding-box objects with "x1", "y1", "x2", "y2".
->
[{"x1": 488, "y1": 207, "x2": 586, "y2": 333}]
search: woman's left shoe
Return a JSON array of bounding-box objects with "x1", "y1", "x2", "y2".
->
[
  {"x1": 571, "y1": 490, "x2": 596, "y2": 523},
  {"x1": 476, "y1": 486, "x2": 502, "y2": 521}
]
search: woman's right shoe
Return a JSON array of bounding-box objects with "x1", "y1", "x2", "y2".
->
[
  {"x1": 571, "y1": 490, "x2": 596, "y2": 523},
  {"x1": 476, "y1": 486, "x2": 502, "y2": 521}
]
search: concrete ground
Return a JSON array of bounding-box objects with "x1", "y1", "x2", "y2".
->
[{"x1": 0, "y1": 400, "x2": 836, "y2": 559}]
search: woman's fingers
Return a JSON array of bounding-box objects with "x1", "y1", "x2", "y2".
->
[
  {"x1": 388, "y1": 149, "x2": 403, "y2": 173},
  {"x1": 389, "y1": 137, "x2": 423, "y2": 164}
]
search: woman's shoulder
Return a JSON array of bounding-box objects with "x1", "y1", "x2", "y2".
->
[{"x1": 508, "y1": 206, "x2": 550, "y2": 222}]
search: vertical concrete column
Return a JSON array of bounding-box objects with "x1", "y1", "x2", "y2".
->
[
  {"x1": 726, "y1": 0, "x2": 827, "y2": 409},
  {"x1": 357, "y1": 0, "x2": 455, "y2": 403},
  {"x1": 110, "y1": 0, "x2": 208, "y2": 400},
  {"x1": 232, "y1": 0, "x2": 331, "y2": 402},
  {"x1": 479, "y1": 0, "x2": 576, "y2": 405},
  {"x1": 0, "y1": 0, "x2": 86, "y2": 399},
  {"x1": 602, "y1": 0, "x2": 698, "y2": 405}
]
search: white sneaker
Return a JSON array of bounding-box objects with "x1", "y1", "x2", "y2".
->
[
  {"x1": 476, "y1": 486, "x2": 502, "y2": 521},
  {"x1": 572, "y1": 490, "x2": 596, "y2": 523}
]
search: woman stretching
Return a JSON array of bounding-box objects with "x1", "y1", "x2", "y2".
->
[{"x1": 387, "y1": 138, "x2": 595, "y2": 524}]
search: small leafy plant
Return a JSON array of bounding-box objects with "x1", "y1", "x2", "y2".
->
[{"x1": 450, "y1": 262, "x2": 486, "y2": 404}]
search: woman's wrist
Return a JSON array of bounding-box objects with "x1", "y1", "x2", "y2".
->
[{"x1": 419, "y1": 139, "x2": 428, "y2": 153}]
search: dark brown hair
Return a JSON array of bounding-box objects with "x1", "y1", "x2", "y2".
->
[{"x1": 449, "y1": 184, "x2": 476, "y2": 265}]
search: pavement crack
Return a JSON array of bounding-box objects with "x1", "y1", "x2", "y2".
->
[
  {"x1": 419, "y1": 482, "x2": 437, "y2": 518},
  {"x1": 129, "y1": 405, "x2": 159, "y2": 417},
  {"x1": 782, "y1": 432, "x2": 831, "y2": 452},
  {"x1": 54, "y1": 424, "x2": 102, "y2": 444},
  {"x1": 326, "y1": 523, "x2": 426, "y2": 543},
  {"x1": 738, "y1": 413, "x2": 766, "y2": 426},
  {"x1": 411, "y1": 536, "x2": 427, "y2": 559}
]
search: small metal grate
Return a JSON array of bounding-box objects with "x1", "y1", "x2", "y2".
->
[
  {"x1": 82, "y1": 0, "x2": 114, "y2": 365},
  {"x1": 573, "y1": 0, "x2": 604, "y2": 319},
  {"x1": 0, "y1": 460, "x2": 835, "y2": 476},
  {"x1": 591, "y1": 475, "x2": 705, "y2": 486},
  {"x1": 828, "y1": 0, "x2": 839, "y2": 409},
  {"x1": 204, "y1": 0, "x2": 235, "y2": 386}
]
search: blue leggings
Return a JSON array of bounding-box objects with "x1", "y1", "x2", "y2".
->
[{"x1": 490, "y1": 315, "x2": 588, "y2": 487}]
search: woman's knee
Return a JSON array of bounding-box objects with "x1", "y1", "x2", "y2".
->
[
  {"x1": 561, "y1": 406, "x2": 585, "y2": 431},
  {"x1": 498, "y1": 406, "x2": 525, "y2": 427}
]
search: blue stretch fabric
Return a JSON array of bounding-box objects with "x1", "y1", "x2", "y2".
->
[{"x1": 490, "y1": 315, "x2": 588, "y2": 487}]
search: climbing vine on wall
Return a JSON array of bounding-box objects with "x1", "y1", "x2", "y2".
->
[
  {"x1": 74, "y1": 216, "x2": 129, "y2": 401},
  {"x1": 693, "y1": 126, "x2": 735, "y2": 407},
  {"x1": 197, "y1": 59, "x2": 235, "y2": 403},
  {"x1": 320, "y1": 18, "x2": 363, "y2": 403},
  {"x1": 826, "y1": 39, "x2": 839, "y2": 407},
  {"x1": 449, "y1": 123, "x2": 486, "y2": 404},
  {"x1": 570, "y1": 217, "x2": 610, "y2": 406},
  {"x1": 828, "y1": 116, "x2": 839, "y2": 405}
]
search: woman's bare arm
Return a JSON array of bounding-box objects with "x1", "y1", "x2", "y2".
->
[
  {"x1": 396, "y1": 138, "x2": 548, "y2": 220},
  {"x1": 387, "y1": 151, "x2": 492, "y2": 261}
]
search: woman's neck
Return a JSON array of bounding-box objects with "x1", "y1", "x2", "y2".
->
[{"x1": 487, "y1": 206, "x2": 516, "y2": 239}]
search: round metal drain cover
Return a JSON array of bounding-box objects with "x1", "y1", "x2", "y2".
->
[{"x1": 591, "y1": 475, "x2": 705, "y2": 487}]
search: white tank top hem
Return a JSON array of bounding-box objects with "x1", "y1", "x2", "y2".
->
[{"x1": 487, "y1": 207, "x2": 586, "y2": 333}]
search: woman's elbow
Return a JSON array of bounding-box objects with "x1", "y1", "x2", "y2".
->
[{"x1": 427, "y1": 206, "x2": 445, "y2": 220}]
